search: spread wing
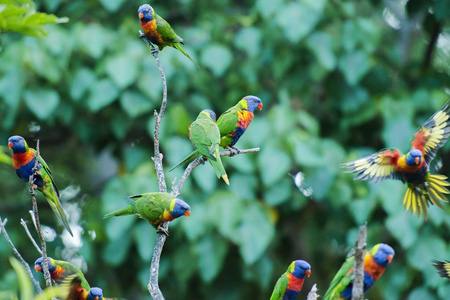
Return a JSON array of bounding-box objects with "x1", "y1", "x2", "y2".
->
[
  {"x1": 342, "y1": 149, "x2": 404, "y2": 183},
  {"x1": 411, "y1": 100, "x2": 450, "y2": 165}
]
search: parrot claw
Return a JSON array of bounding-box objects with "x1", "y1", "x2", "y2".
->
[
  {"x1": 156, "y1": 225, "x2": 169, "y2": 237},
  {"x1": 139, "y1": 31, "x2": 146, "y2": 38},
  {"x1": 151, "y1": 47, "x2": 159, "y2": 56},
  {"x1": 228, "y1": 147, "x2": 240, "y2": 157}
]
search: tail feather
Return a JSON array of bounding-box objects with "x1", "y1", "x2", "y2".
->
[
  {"x1": 169, "y1": 150, "x2": 199, "y2": 171},
  {"x1": 103, "y1": 205, "x2": 135, "y2": 219},
  {"x1": 173, "y1": 43, "x2": 200, "y2": 68},
  {"x1": 209, "y1": 149, "x2": 229, "y2": 185},
  {"x1": 39, "y1": 184, "x2": 73, "y2": 236}
]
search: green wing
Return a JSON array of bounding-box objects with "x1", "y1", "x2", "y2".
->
[
  {"x1": 216, "y1": 106, "x2": 240, "y2": 136},
  {"x1": 155, "y1": 14, "x2": 182, "y2": 44},
  {"x1": 323, "y1": 256, "x2": 354, "y2": 300},
  {"x1": 55, "y1": 260, "x2": 90, "y2": 290},
  {"x1": 190, "y1": 118, "x2": 220, "y2": 160},
  {"x1": 134, "y1": 192, "x2": 174, "y2": 225},
  {"x1": 169, "y1": 149, "x2": 200, "y2": 171},
  {"x1": 270, "y1": 272, "x2": 288, "y2": 300}
]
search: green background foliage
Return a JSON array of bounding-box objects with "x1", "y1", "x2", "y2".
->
[{"x1": 1, "y1": 0, "x2": 450, "y2": 299}]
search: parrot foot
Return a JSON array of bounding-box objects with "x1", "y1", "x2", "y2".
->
[
  {"x1": 228, "y1": 147, "x2": 241, "y2": 156},
  {"x1": 156, "y1": 225, "x2": 169, "y2": 237},
  {"x1": 139, "y1": 32, "x2": 146, "y2": 38},
  {"x1": 151, "y1": 47, "x2": 159, "y2": 56}
]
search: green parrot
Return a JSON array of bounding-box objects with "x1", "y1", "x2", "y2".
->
[
  {"x1": 170, "y1": 109, "x2": 230, "y2": 185},
  {"x1": 138, "y1": 4, "x2": 200, "y2": 68},
  {"x1": 270, "y1": 260, "x2": 311, "y2": 300},
  {"x1": 103, "y1": 192, "x2": 191, "y2": 236},
  {"x1": 34, "y1": 257, "x2": 90, "y2": 290}
]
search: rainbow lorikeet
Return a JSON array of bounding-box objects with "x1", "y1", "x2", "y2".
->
[
  {"x1": 323, "y1": 243, "x2": 394, "y2": 300},
  {"x1": 63, "y1": 275, "x2": 110, "y2": 300},
  {"x1": 342, "y1": 100, "x2": 450, "y2": 218},
  {"x1": 8, "y1": 135, "x2": 73, "y2": 236},
  {"x1": 433, "y1": 260, "x2": 450, "y2": 279},
  {"x1": 216, "y1": 95, "x2": 263, "y2": 153},
  {"x1": 170, "y1": 109, "x2": 230, "y2": 185},
  {"x1": 103, "y1": 192, "x2": 191, "y2": 236},
  {"x1": 138, "y1": 4, "x2": 199, "y2": 68},
  {"x1": 34, "y1": 257, "x2": 90, "y2": 290},
  {"x1": 270, "y1": 260, "x2": 311, "y2": 300}
]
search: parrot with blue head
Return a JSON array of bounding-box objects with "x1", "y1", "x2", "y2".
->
[{"x1": 270, "y1": 260, "x2": 311, "y2": 300}]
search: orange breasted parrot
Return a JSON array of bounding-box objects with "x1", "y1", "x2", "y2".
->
[
  {"x1": 170, "y1": 109, "x2": 230, "y2": 185},
  {"x1": 34, "y1": 257, "x2": 90, "y2": 290},
  {"x1": 433, "y1": 260, "x2": 450, "y2": 279},
  {"x1": 342, "y1": 100, "x2": 450, "y2": 218},
  {"x1": 138, "y1": 4, "x2": 199, "y2": 68},
  {"x1": 216, "y1": 96, "x2": 263, "y2": 153},
  {"x1": 270, "y1": 260, "x2": 311, "y2": 300},
  {"x1": 63, "y1": 275, "x2": 110, "y2": 300},
  {"x1": 103, "y1": 192, "x2": 191, "y2": 236},
  {"x1": 8, "y1": 135, "x2": 73, "y2": 236},
  {"x1": 323, "y1": 243, "x2": 394, "y2": 300}
]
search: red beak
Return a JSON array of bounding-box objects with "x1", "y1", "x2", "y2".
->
[
  {"x1": 95, "y1": 297, "x2": 99, "y2": 300},
  {"x1": 257, "y1": 103, "x2": 263, "y2": 110},
  {"x1": 414, "y1": 157, "x2": 420, "y2": 164},
  {"x1": 305, "y1": 269, "x2": 311, "y2": 277},
  {"x1": 184, "y1": 211, "x2": 191, "y2": 217},
  {"x1": 34, "y1": 265, "x2": 42, "y2": 272},
  {"x1": 139, "y1": 12, "x2": 144, "y2": 19},
  {"x1": 8, "y1": 142, "x2": 13, "y2": 148},
  {"x1": 386, "y1": 254, "x2": 394, "y2": 263}
]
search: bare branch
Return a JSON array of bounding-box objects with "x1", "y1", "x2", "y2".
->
[
  {"x1": 0, "y1": 217, "x2": 43, "y2": 293},
  {"x1": 307, "y1": 284, "x2": 319, "y2": 300},
  {"x1": 29, "y1": 140, "x2": 52, "y2": 288},
  {"x1": 20, "y1": 218, "x2": 42, "y2": 255},
  {"x1": 351, "y1": 223, "x2": 367, "y2": 300}
]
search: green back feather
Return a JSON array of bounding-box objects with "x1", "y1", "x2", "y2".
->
[{"x1": 323, "y1": 256, "x2": 354, "y2": 300}]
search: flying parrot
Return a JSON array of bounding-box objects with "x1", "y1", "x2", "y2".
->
[
  {"x1": 8, "y1": 135, "x2": 73, "y2": 236},
  {"x1": 170, "y1": 109, "x2": 230, "y2": 185},
  {"x1": 138, "y1": 4, "x2": 200, "y2": 68},
  {"x1": 103, "y1": 192, "x2": 191, "y2": 236},
  {"x1": 433, "y1": 260, "x2": 450, "y2": 279},
  {"x1": 216, "y1": 95, "x2": 263, "y2": 153},
  {"x1": 270, "y1": 260, "x2": 311, "y2": 300},
  {"x1": 342, "y1": 100, "x2": 450, "y2": 218},
  {"x1": 323, "y1": 243, "x2": 395, "y2": 300},
  {"x1": 34, "y1": 257, "x2": 90, "y2": 290}
]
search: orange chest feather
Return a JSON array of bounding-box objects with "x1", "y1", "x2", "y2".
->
[
  {"x1": 12, "y1": 151, "x2": 35, "y2": 169},
  {"x1": 286, "y1": 273, "x2": 304, "y2": 291},
  {"x1": 140, "y1": 19, "x2": 164, "y2": 44},
  {"x1": 364, "y1": 255, "x2": 386, "y2": 281},
  {"x1": 396, "y1": 155, "x2": 424, "y2": 173},
  {"x1": 237, "y1": 110, "x2": 254, "y2": 129}
]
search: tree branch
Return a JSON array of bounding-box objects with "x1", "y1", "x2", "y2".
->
[
  {"x1": 20, "y1": 217, "x2": 43, "y2": 255},
  {"x1": 0, "y1": 216, "x2": 43, "y2": 293},
  {"x1": 29, "y1": 140, "x2": 52, "y2": 288},
  {"x1": 351, "y1": 223, "x2": 367, "y2": 300},
  {"x1": 307, "y1": 284, "x2": 319, "y2": 300}
]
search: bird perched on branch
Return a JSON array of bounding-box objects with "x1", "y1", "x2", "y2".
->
[
  {"x1": 62, "y1": 275, "x2": 111, "y2": 300},
  {"x1": 8, "y1": 135, "x2": 73, "y2": 236},
  {"x1": 170, "y1": 109, "x2": 230, "y2": 185},
  {"x1": 342, "y1": 100, "x2": 450, "y2": 218},
  {"x1": 270, "y1": 260, "x2": 311, "y2": 300},
  {"x1": 323, "y1": 243, "x2": 394, "y2": 300},
  {"x1": 433, "y1": 260, "x2": 450, "y2": 279},
  {"x1": 103, "y1": 192, "x2": 191, "y2": 236},
  {"x1": 138, "y1": 4, "x2": 199, "y2": 68},
  {"x1": 216, "y1": 95, "x2": 263, "y2": 154},
  {"x1": 34, "y1": 257, "x2": 90, "y2": 290}
]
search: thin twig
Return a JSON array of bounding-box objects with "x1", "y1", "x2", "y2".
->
[
  {"x1": 29, "y1": 140, "x2": 52, "y2": 288},
  {"x1": 0, "y1": 217, "x2": 43, "y2": 293},
  {"x1": 20, "y1": 218, "x2": 42, "y2": 255},
  {"x1": 352, "y1": 223, "x2": 367, "y2": 300},
  {"x1": 307, "y1": 284, "x2": 319, "y2": 300}
]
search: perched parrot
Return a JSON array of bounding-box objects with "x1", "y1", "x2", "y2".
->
[
  {"x1": 216, "y1": 95, "x2": 263, "y2": 153},
  {"x1": 270, "y1": 260, "x2": 311, "y2": 300},
  {"x1": 34, "y1": 257, "x2": 90, "y2": 290},
  {"x1": 170, "y1": 109, "x2": 230, "y2": 185},
  {"x1": 138, "y1": 4, "x2": 199, "y2": 68},
  {"x1": 342, "y1": 100, "x2": 450, "y2": 218},
  {"x1": 103, "y1": 192, "x2": 191, "y2": 236},
  {"x1": 323, "y1": 243, "x2": 395, "y2": 300},
  {"x1": 8, "y1": 135, "x2": 73, "y2": 236},
  {"x1": 433, "y1": 260, "x2": 450, "y2": 279}
]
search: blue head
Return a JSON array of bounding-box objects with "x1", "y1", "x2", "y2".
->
[
  {"x1": 203, "y1": 109, "x2": 216, "y2": 122},
  {"x1": 34, "y1": 257, "x2": 56, "y2": 273},
  {"x1": 87, "y1": 287, "x2": 103, "y2": 300},
  {"x1": 290, "y1": 260, "x2": 311, "y2": 279},
  {"x1": 406, "y1": 149, "x2": 423, "y2": 166},
  {"x1": 370, "y1": 243, "x2": 395, "y2": 267},
  {"x1": 242, "y1": 95, "x2": 263, "y2": 113},
  {"x1": 171, "y1": 199, "x2": 191, "y2": 218},
  {"x1": 8, "y1": 135, "x2": 29, "y2": 154},
  {"x1": 138, "y1": 4, "x2": 154, "y2": 22}
]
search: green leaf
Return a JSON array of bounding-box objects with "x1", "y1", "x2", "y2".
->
[
  {"x1": 105, "y1": 55, "x2": 138, "y2": 89},
  {"x1": 407, "y1": 235, "x2": 446, "y2": 270},
  {"x1": 102, "y1": 234, "x2": 132, "y2": 266},
  {"x1": 407, "y1": 287, "x2": 437, "y2": 300},
  {"x1": 120, "y1": 91, "x2": 153, "y2": 118},
  {"x1": 133, "y1": 222, "x2": 156, "y2": 262},
  {"x1": 23, "y1": 89, "x2": 60, "y2": 120},
  {"x1": 385, "y1": 213, "x2": 419, "y2": 249},
  {"x1": 182, "y1": 203, "x2": 210, "y2": 242},
  {"x1": 77, "y1": 23, "x2": 109, "y2": 59},
  {"x1": 338, "y1": 50, "x2": 371, "y2": 85},
  {"x1": 255, "y1": 0, "x2": 283, "y2": 19},
  {"x1": 192, "y1": 162, "x2": 218, "y2": 192},
  {"x1": 87, "y1": 79, "x2": 119, "y2": 112},
  {"x1": 200, "y1": 44, "x2": 232, "y2": 77},
  {"x1": 233, "y1": 27, "x2": 261, "y2": 57},
  {"x1": 306, "y1": 32, "x2": 336, "y2": 70},
  {"x1": 99, "y1": 0, "x2": 126, "y2": 12},
  {"x1": 9, "y1": 257, "x2": 32, "y2": 300},
  {"x1": 264, "y1": 177, "x2": 292, "y2": 206},
  {"x1": 258, "y1": 144, "x2": 291, "y2": 186},
  {"x1": 70, "y1": 68, "x2": 96, "y2": 101},
  {"x1": 195, "y1": 235, "x2": 228, "y2": 283}
]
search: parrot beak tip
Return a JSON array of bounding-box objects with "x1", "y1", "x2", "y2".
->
[
  {"x1": 184, "y1": 211, "x2": 191, "y2": 217},
  {"x1": 257, "y1": 103, "x2": 263, "y2": 110},
  {"x1": 139, "y1": 12, "x2": 144, "y2": 19},
  {"x1": 387, "y1": 254, "x2": 393, "y2": 263},
  {"x1": 8, "y1": 142, "x2": 13, "y2": 148},
  {"x1": 415, "y1": 157, "x2": 420, "y2": 164},
  {"x1": 305, "y1": 270, "x2": 311, "y2": 277},
  {"x1": 34, "y1": 266, "x2": 42, "y2": 272}
]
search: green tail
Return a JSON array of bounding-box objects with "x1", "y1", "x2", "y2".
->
[
  {"x1": 208, "y1": 147, "x2": 229, "y2": 185},
  {"x1": 103, "y1": 205, "x2": 135, "y2": 219},
  {"x1": 39, "y1": 184, "x2": 73, "y2": 236},
  {"x1": 169, "y1": 150, "x2": 200, "y2": 171},
  {"x1": 173, "y1": 43, "x2": 200, "y2": 68}
]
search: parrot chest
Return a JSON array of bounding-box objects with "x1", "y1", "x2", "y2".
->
[
  {"x1": 396, "y1": 155, "x2": 428, "y2": 184},
  {"x1": 283, "y1": 273, "x2": 304, "y2": 299},
  {"x1": 140, "y1": 19, "x2": 165, "y2": 47},
  {"x1": 14, "y1": 157, "x2": 44, "y2": 187}
]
